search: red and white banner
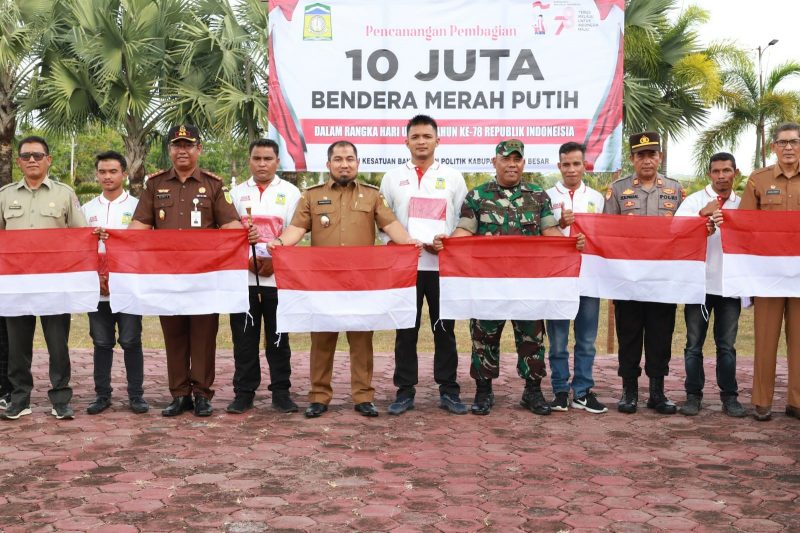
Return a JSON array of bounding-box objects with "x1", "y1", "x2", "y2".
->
[
  {"x1": 0, "y1": 228, "x2": 100, "y2": 316},
  {"x1": 272, "y1": 245, "x2": 418, "y2": 332},
  {"x1": 268, "y1": 0, "x2": 624, "y2": 172},
  {"x1": 721, "y1": 210, "x2": 800, "y2": 297},
  {"x1": 407, "y1": 197, "x2": 448, "y2": 244},
  {"x1": 572, "y1": 214, "x2": 708, "y2": 304},
  {"x1": 104, "y1": 229, "x2": 250, "y2": 315},
  {"x1": 438, "y1": 236, "x2": 581, "y2": 320}
]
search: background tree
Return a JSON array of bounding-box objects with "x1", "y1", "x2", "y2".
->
[{"x1": 693, "y1": 57, "x2": 800, "y2": 173}]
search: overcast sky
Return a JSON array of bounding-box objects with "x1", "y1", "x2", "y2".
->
[{"x1": 668, "y1": 0, "x2": 800, "y2": 177}]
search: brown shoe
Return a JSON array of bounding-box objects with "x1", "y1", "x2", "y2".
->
[
  {"x1": 753, "y1": 405, "x2": 772, "y2": 421},
  {"x1": 786, "y1": 405, "x2": 800, "y2": 420}
]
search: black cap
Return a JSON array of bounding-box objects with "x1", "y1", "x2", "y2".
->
[
  {"x1": 629, "y1": 131, "x2": 660, "y2": 153},
  {"x1": 167, "y1": 124, "x2": 200, "y2": 144}
]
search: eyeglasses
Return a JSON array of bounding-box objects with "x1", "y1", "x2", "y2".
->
[
  {"x1": 775, "y1": 139, "x2": 800, "y2": 148},
  {"x1": 19, "y1": 152, "x2": 47, "y2": 161}
]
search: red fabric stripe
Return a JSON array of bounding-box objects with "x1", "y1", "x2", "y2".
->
[
  {"x1": 272, "y1": 245, "x2": 418, "y2": 291},
  {"x1": 439, "y1": 236, "x2": 581, "y2": 279},
  {"x1": 252, "y1": 215, "x2": 284, "y2": 243},
  {"x1": 104, "y1": 229, "x2": 249, "y2": 274},
  {"x1": 408, "y1": 197, "x2": 447, "y2": 221},
  {"x1": 0, "y1": 228, "x2": 98, "y2": 275},
  {"x1": 572, "y1": 214, "x2": 707, "y2": 261},
  {"x1": 584, "y1": 30, "x2": 623, "y2": 166},
  {"x1": 722, "y1": 210, "x2": 800, "y2": 256}
]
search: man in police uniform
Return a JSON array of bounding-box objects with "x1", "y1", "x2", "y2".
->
[
  {"x1": 739, "y1": 122, "x2": 800, "y2": 421},
  {"x1": 0, "y1": 136, "x2": 87, "y2": 420},
  {"x1": 270, "y1": 140, "x2": 420, "y2": 418},
  {"x1": 82, "y1": 150, "x2": 148, "y2": 415},
  {"x1": 379, "y1": 115, "x2": 469, "y2": 416},
  {"x1": 129, "y1": 125, "x2": 251, "y2": 417},
  {"x1": 604, "y1": 131, "x2": 684, "y2": 415},
  {"x1": 433, "y1": 139, "x2": 584, "y2": 416},
  {"x1": 227, "y1": 139, "x2": 301, "y2": 415}
]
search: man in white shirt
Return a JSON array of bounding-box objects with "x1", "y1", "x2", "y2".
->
[
  {"x1": 379, "y1": 115, "x2": 468, "y2": 415},
  {"x1": 674, "y1": 152, "x2": 746, "y2": 417},
  {"x1": 81, "y1": 151, "x2": 148, "y2": 415},
  {"x1": 545, "y1": 142, "x2": 607, "y2": 414},
  {"x1": 226, "y1": 139, "x2": 301, "y2": 414}
]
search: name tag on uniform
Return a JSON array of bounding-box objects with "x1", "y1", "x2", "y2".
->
[
  {"x1": 8, "y1": 204, "x2": 21, "y2": 210},
  {"x1": 156, "y1": 194, "x2": 170, "y2": 200},
  {"x1": 318, "y1": 199, "x2": 332, "y2": 205},
  {"x1": 191, "y1": 211, "x2": 202, "y2": 227},
  {"x1": 766, "y1": 189, "x2": 781, "y2": 195}
]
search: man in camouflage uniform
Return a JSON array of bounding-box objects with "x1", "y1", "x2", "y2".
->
[
  {"x1": 434, "y1": 139, "x2": 584, "y2": 416},
  {"x1": 604, "y1": 131, "x2": 684, "y2": 415}
]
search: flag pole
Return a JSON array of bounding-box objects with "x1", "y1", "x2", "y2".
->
[{"x1": 245, "y1": 206, "x2": 262, "y2": 303}]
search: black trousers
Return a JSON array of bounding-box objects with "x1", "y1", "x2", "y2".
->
[
  {"x1": 393, "y1": 270, "x2": 459, "y2": 398},
  {"x1": 0, "y1": 317, "x2": 10, "y2": 395},
  {"x1": 230, "y1": 286, "x2": 291, "y2": 398},
  {"x1": 6, "y1": 314, "x2": 72, "y2": 406},
  {"x1": 614, "y1": 300, "x2": 676, "y2": 379}
]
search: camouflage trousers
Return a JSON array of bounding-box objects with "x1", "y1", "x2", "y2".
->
[{"x1": 469, "y1": 319, "x2": 546, "y2": 381}]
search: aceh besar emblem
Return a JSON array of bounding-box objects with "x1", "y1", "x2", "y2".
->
[{"x1": 303, "y1": 3, "x2": 332, "y2": 41}]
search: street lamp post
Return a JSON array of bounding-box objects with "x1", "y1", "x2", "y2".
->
[{"x1": 757, "y1": 39, "x2": 779, "y2": 168}]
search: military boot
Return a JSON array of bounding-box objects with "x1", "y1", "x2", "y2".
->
[
  {"x1": 470, "y1": 379, "x2": 494, "y2": 415},
  {"x1": 520, "y1": 379, "x2": 551, "y2": 416},
  {"x1": 617, "y1": 378, "x2": 638, "y2": 414},
  {"x1": 646, "y1": 377, "x2": 677, "y2": 414}
]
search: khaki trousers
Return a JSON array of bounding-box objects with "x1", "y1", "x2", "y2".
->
[
  {"x1": 160, "y1": 314, "x2": 219, "y2": 399},
  {"x1": 752, "y1": 297, "x2": 800, "y2": 408},
  {"x1": 309, "y1": 331, "x2": 374, "y2": 404}
]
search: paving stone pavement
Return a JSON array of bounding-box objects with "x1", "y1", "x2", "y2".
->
[{"x1": 0, "y1": 349, "x2": 798, "y2": 532}]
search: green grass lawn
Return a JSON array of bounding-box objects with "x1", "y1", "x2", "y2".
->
[{"x1": 35, "y1": 300, "x2": 786, "y2": 357}]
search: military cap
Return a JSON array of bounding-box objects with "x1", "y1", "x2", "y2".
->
[
  {"x1": 167, "y1": 124, "x2": 201, "y2": 144},
  {"x1": 629, "y1": 131, "x2": 660, "y2": 153},
  {"x1": 496, "y1": 139, "x2": 525, "y2": 157}
]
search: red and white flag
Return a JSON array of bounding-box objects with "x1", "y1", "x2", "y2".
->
[
  {"x1": 572, "y1": 214, "x2": 707, "y2": 303},
  {"x1": 0, "y1": 228, "x2": 100, "y2": 316},
  {"x1": 721, "y1": 210, "x2": 800, "y2": 297},
  {"x1": 438, "y1": 236, "x2": 581, "y2": 320},
  {"x1": 104, "y1": 229, "x2": 249, "y2": 315},
  {"x1": 407, "y1": 197, "x2": 448, "y2": 244},
  {"x1": 272, "y1": 245, "x2": 418, "y2": 332}
]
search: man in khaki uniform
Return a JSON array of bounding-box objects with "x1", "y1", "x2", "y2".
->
[
  {"x1": 604, "y1": 131, "x2": 684, "y2": 416},
  {"x1": 739, "y1": 122, "x2": 800, "y2": 422},
  {"x1": 0, "y1": 136, "x2": 87, "y2": 420},
  {"x1": 271, "y1": 140, "x2": 419, "y2": 418}
]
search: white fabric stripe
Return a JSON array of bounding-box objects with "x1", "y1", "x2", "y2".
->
[
  {"x1": 277, "y1": 287, "x2": 417, "y2": 332},
  {"x1": 722, "y1": 254, "x2": 800, "y2": 297},
  {"x1": 579, "y1": 255, "x2": 706, "y2": 304},
  {"x1": 109, "y1": 271, "x2": 249, "y2": 315},
  {"x1": 0, "y1": 271, "x2": 99, "y2": 316},
  {"x1": 440, "y1": 277, "x2": 580, "y2": 320}
]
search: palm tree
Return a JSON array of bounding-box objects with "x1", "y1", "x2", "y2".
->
[
  {"x1": 693, "y1": 57, "x2": 800, "y2": 173},
  {"x1": 25, "y1": 0, "x2": 210, "y2": 196},
  {"x1": 623, "y1": 0, "x2": 725, "y2": 175},
  {"x1": 0, "y1": 0, "x2": 58, "y2": 186}
]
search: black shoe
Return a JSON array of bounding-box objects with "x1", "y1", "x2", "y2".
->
[
  {"x1": 354, "y1": 402, "x2": 379, "y2": 417},
  {"x1": 51, "y1": 404, "x2": 75, "y2": 420},
  {"x1": 721, "y1": 396, "x2": 747, "y2": 418},
  {"x1": 617, "y1": 378, "x2": 638, "y2": 414},
  {"x1": 439, "y1": 393, "x2": 468, "y2": 415},
  {"x1": 305, "y1": 402, "x2": 328, "y2": 418},
  {"x1": 646, "y1": 377, "x2": 677, "y2": 415},
  {"x1": 550, "y1": 391, "x2": 569, "y2": 412},
  {"x1": 471, "y1": 380, "x2": 494, "y2": 416},
  {"x1": 272, "y1": 393, "x2": 299, "y2": 413},
  {"x1": 86, "y1": 396, "x2": 111, "y2": 415},
  {"x1": 0, "y1": 393, "x2": 11, "y2": 411},
  {"x1": 193, "y1": 396, "x2": 213, "y2": 417},
  {"x1": 754, "y1": 405, "x2": 772, "y2": 421},
  {"x1": 520, "y1": 380, "x2": 551, "y2": 416},
  {"x1": 387, "y1": 396, "x2": 415, "y2": 415},
  {"x1": 162, "y1": 395, "x2": 194, "y2": 417},
  {"x1": 226, "y1": 396, "x2": 254, "y2": 414},
  {"x1": 785, "y1": 405, "x2": 800, "y2": 420},
  {"x1": 679, "y1": 394, "x2": 702, "y2": 416},
  {"x1": 129, "y1": 397, "x2": 150, "y2": 414},
  {"x1": 2, "y1": 403, "x2": 32, "y2": 420},
  {"x1": 572, "y1": 391, "x2": 608, "y2": 414}
]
